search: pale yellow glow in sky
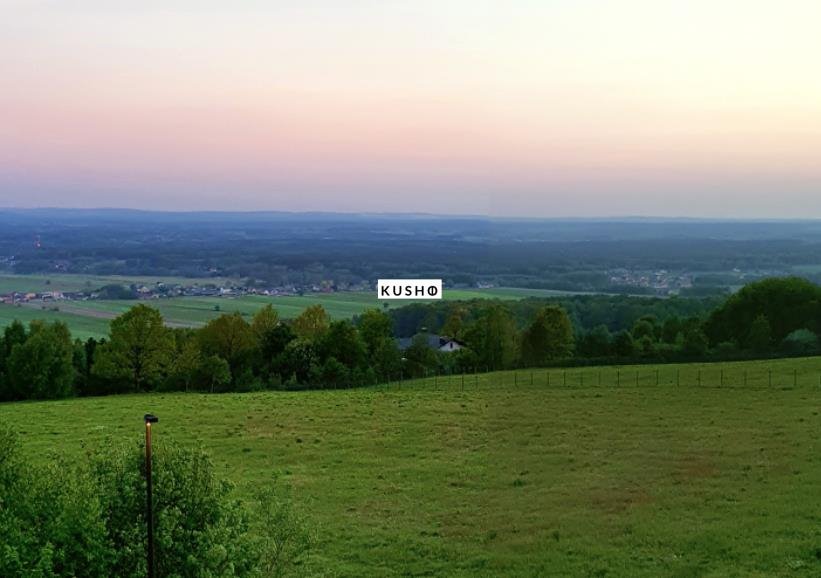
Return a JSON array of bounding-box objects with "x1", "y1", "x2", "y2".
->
[{"x1": 1, "y1": 1, "x2": 820, "y2": 216}]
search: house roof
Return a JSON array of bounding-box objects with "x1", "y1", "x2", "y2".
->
[{"x1": 397, "y1": 334, "x2": 463, "y2": 350}]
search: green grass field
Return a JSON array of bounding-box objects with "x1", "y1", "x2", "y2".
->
[
  {"x1": 2, "y1": 357, "x2": 820, "y2": 576},
  {"x1": 0, "y1": 280, "x2": 572, "y2": 338}
]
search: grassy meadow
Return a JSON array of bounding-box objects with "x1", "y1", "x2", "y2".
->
[
  {"x1": 0, "y1": 273, "x2": 577, "y2": 338},
  {"x1": 2, "y1": 357, "x2": 820, "y2": 576}
]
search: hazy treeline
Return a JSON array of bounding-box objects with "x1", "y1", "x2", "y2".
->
[
  {"x1": 6, "y1": 210, "x2": 821, "y2": 291},
  {"x1": 1, "y1": 277, "x2": 820, "y2": 401}
]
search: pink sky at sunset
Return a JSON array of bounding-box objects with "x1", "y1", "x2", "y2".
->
[{"x1": 2, "y1": 1, "x2": 820, "y2": 217}]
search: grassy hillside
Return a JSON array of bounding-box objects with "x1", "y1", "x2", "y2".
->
[{"x1": 2, "y1": 357, "x2": 820, "y2": 576}]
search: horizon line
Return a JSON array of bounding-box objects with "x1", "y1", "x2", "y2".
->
[{"x1": 3, "y1": 206, "x2": 821, "y2": 223}]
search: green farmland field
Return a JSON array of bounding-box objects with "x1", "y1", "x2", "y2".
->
[
  {"x1": 0, "y1": 281, "x2": 571, "y2": 338},
  {"x1": 2, "y1": 357, "x2": 820, "y2": 576},
  {"x1": 0, "y1": 273, "x2": 240, "y2": 294}
]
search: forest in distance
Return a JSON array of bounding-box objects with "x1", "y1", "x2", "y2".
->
[{"x1": 5, "y1": 209, "x2": 821, "y2": 295}]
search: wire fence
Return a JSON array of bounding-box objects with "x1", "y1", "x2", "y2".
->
[{"x1": 380, "y1": 365, "x2": 821, "y2": 392}]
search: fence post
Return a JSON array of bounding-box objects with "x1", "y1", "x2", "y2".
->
[
  {"x1": 514, "y1": 372, "x2": 518, "y2": 387},
  {"x1": 461, "y1": 373, "x2": 464, "y2": 391},
  {"x1": 547, "y1": 371, "x2": 550, "y2": 387},
  {"x1": 768, "y1": 368, "x2": 772, "y2": 387},
  {"x1": 676, "y1": 369, "x2": 680, "y2": 387}
]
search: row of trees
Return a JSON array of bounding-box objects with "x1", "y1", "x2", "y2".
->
[
  {"x1": 0, "y1": 304, "x2": 401, "y2": 399},
  {"x1": 0, "y1": 301, "x2": 575, "y2": 400},
  {"x1": 1, "y1": 277, "x2": 819, "y2": 401}
]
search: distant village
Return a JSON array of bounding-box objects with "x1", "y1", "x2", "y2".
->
[
  {"x1": 0, "y1": 279, "x2": 372, "y2": 305},
  {"x1": 606, "y1": 269, "x2": 695, "y2": 294}
]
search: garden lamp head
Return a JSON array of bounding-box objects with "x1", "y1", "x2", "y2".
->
[{"x1": 144, "y1": 414, "x2": 159, "y2": 424}]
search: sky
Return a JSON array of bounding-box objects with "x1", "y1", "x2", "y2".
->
[{"x1": 1, "y1": 0, "x2": 820, "y2": 218}]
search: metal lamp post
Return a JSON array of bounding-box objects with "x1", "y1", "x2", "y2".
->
[{"x1": 144, "y1": 414, "x2": 159, "y2": 578}]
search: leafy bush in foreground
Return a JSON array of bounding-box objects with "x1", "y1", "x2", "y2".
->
[{"x1": 0, "y1": 425, "x2": 311, "y2": 577}]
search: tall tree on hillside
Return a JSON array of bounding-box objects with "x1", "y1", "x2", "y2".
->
[
  {"x1": 682, "y1": 328, "x2": 710, "y2": 358},
  {"x1": 173, "y1": 337, "x2": 202, "y2": 392},
  {"x1": 746, "y1": 314, "x2": 773, "y2": 354},
  {"x1": 4, "y1": 321, "x2": 75, "y2": 400},
  {"x1": 319, "y1": 320, "x2": 366, "y2": 370},
  {"x1": 93, "y1": 305, "x2": 172, "y2": 392},
  {"x1": 251, "y1": 304, "x2": 280, "y2": 341},
  {"x1": 441, "y1": 306, "x2": 468, "y2": 340},
  {"x1": 292, "y1": 305, "x2": 330, "y2": 341},
  {"x1": 463, "y1": 304, "x2": 517, "y2": 370},
  {"x1": 520, "y1": 305, "x2": 575, "y2": 366},
  {"x1": 613, "y1": 330, "x2": 636, "y2": 357},
  {"x1": 631, "y1": 316, "x2": 658, "y2": 341},
  {"x1": 577, "y1": 324, "x2": 612, "y2": 358},
  {"x1": 199, "y1": 312, "x2": 254, "y2": 380},
  {"x1": 357, "y1": 309, "x2": 394, "y2": 356},
  {"x1": 0, "y1": 321, "x2": 27, "y2": 389}
]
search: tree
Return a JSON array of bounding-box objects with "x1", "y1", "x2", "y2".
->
[
  {"x1": 404, "y1": 334, "x2": 439, "y2": 377},
  {"x1": 292, "y1": 304, "x2": 330, "y2": 341},
  {"x1": 357, "y1": 309, "x2": 394, "y2": 356},
  {"x1": 319, "y1": 356, "x2": 349, "y2": 388},
  {"x1": 463, "y1": 305, "x2": 517, "y2": 370},
  {"x1": 278, "y1": 338, "x2": 320, "y2": 385},
  {"x1": 251, "y1": 304, "x2": 280, "y2": 341},
  {"x1": 173, "y1": 337, "x2": 202, "y2": 392},
  {"x1": 441, "y1": 306, "x2": 468, "y2": 340},
  {"x1": 93, "y1": 305, "x2": 172, "y2": 392},
  {"x1": 705, "y1": 277, "x2": 821, "y2": 346},
  {"x1": 0, "y1": 321, "x2": 27, "y2": 396},
  {"x1": 631, "y1": 316, "x2": 658, "y2": 341},
  {"x1": 255, "y1": 323, "x2": 295, "y2": 382},
  {"x1": 319, "y1": 320, "x2": 366, "y2": 371},
  {"x1": 781, "y1": 329, "x2": 820, "y2": 356},
  {"x1": 371, "y1": 337, "x2": 402, "y2": 381},
  {"x1": 682, "y1": 328, "x2": 709, "y2": 358},
  {"x1": 661, "y1": 316, "x2": 682, "y2": 344},
  {"x1": 197, "y1": 354, "x2": 231, "y2": 393},
  {"x1": 613, "y1": 330, "x2": 636, "y2": 357},
  {"x1": 746, "y1": 314, "x2": 772, "y2": 354},
  {"x1": 519, "y1": 306, "x2": 574, "y2": 366},
  {"x1": 199, "y1": 312, "x2": 254, "y2": 381},
  {"x1": 4, "y1": 321, "x2": 75, "y2": 400},
  {"x1": 577, "y1": 324, "x2": 611, "y2": 357}
]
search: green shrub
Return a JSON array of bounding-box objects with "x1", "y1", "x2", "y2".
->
[{"x1": 0, "y1": 425, "x2": 311, "y2": 577}]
